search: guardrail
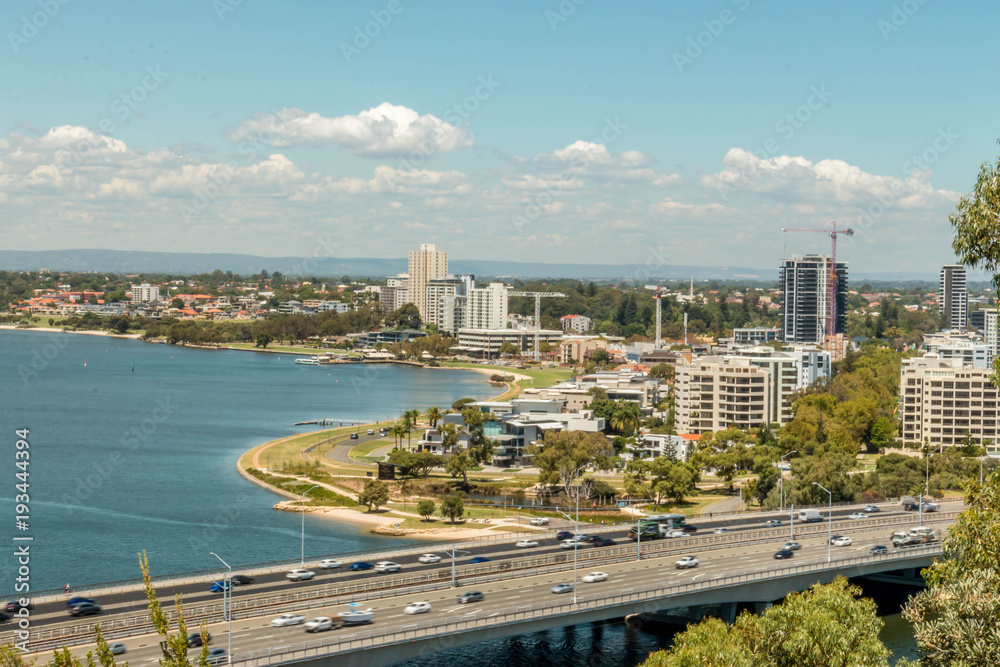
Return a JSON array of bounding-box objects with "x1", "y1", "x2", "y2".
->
[
  {"x1": 12, "y1": 512, "x2": 956, "y2": 652},
  {"x1": 224, "y1": 544, "x2": 945, "y2": 667}
]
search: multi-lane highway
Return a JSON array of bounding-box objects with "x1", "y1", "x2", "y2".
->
[{"x1": 10, "y1": 499, "x2": 960, "y2": 660}]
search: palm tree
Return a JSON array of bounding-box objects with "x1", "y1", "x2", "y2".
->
[
  {"x1": 425, "y1": 406, "x2": 441, "y2": 428},
  {"x1": 403, "y1": 409, "x2": 421, "y2": 449},
  {"x1": 609, "y1": 401, "x2": 641, "y2": 436}
]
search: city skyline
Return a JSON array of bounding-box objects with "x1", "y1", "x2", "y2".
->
[{"x1": 3, "y1": 1, "x2": 998, "y2": 274}]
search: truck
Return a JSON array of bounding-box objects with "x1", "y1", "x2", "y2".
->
[
  {"x1": 892, "y1": 527, "x2": 938, "y2": 547},
  {"x1": 798, "y1": 509, "x2": 824, "y2": 523}
]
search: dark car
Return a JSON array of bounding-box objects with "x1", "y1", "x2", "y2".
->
[
  {"x1": 187, "y1": 632, "x2": 211, "y2": 648},
  {"x1": 765, "y1": 520, "x2": 784, "y2": 527},
  {"x1": 470, "y1": 556, "x2": 490, "y2": 564},
  {"x1": 556, "y1": 531, "x2": 574, "y2": 540},
  {"x1": 575, "y1": 534, "x2": 598, "y2": 543},
  {"x1": 350, "y1": 433, "x2": 359, "y2": 439},
  {"x1": 682, "y1": 525, "x2": 698, "y2": 533},
  {"x1": 903, "y1": 503, "x2": 919, "y2": 511},
  {"x1": 0, "y1": 611, "x2": 12, "y2": 623},
  {"x1": 591, "y1": 537, "x2": 616, "y2": 547},
  {"x1": 350, "y1": 561, "x2": 375, "y2": 571},
  {"x1": 870, "y1": 545, "x2": 888, "y2": 555},
  {"x1": 773, "y1": 549, "x2": 794, "y2": 560},
  {"x1": 457, "y1": 591, "x2": 484, "y2": 604},
  {"x1": 69, "y1": 602, "x2": 102, "y2": 617},
  {"x1": 66, "y1": 597, "x2": 94, "y2": 607},
  {"x1": 5, "y1": 601, "x2": 32, "y2": 613},
  {"x1": 864, "y1": 505, "x2": 881, "y2": 513},
  {"x1": 231, "y1": 575, "x2": 255, "y2": 585}
]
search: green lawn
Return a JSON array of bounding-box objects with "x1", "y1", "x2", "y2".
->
[{"x1": 440, "y1": 362, "x2": 573, "y2": 394}]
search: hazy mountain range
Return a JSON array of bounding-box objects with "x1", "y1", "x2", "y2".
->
[{"x1": 0, "y1": 249, "x2": 944, "y2": 283}]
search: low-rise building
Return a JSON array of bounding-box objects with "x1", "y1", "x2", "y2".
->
[
  {"x1": 559, "y1": 336, "x2": 610, "y2": 364},
  {"x1": 560, "y1": 314, "x2": 592, "y2": 333},
  {"x1": 455, "y1": 327, "x2": 562, "y2": 357}
]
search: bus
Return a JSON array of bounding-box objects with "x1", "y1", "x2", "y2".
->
[{"x1": 645, "y1": 514, "x2": 688, "y2": 529}]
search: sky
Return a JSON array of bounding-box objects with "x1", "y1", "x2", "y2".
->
[{"x1": 2, "y1": 0, "x2": 999, "y2": 274}]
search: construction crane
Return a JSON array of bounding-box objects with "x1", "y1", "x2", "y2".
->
[
  {"x1": 644, "y1": 285, "x2": 664, "y2": 349},
  {"x1": 508, "y1": 291, "x2": 567, "y2": 361},
  {"x1": 780, "y1": 221, "x2": 855, "y2": 339}
]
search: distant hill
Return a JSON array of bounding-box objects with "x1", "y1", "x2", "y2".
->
[{"x1": 0, "y1": 249, "x2": 939, "y2": 283}]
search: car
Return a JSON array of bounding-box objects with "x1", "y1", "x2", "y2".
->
[
  {"x1": 404, "y1": 601, "x2": 432, "y2": 615},
  {"x1": 529, "y1": 517, "x2": 550, "y2": 526},
  {"x1": 209, "y1": 581, "x2": 231, "y2": 593},
  {"x1": 0, "y1": 612, "x2": 12, "y2": 623},
  {"x1": 66, "y1": 597, "x2": 94, "y2": 607},
  {"x1": 350, "y1": 432, "x2": 359, "y2": 440},
  {"x1": 458, "y1": 591, "x2": 484, "y2": 604},
  {"x1": 319, "y1": 559, "x2": 342, "y2": 569},
  {"x1": 186, "y1": 632, "x2": 211, "y2": 648},
  {"x1": 713, "y1": 527, "x2": 729, "y2": 534},
  {"x1": 765, "y1": 520, "x2": 784, "y2": 527},
  {"x1": 920, "y1": 502, "x2": 939, "y2": 513},
  {"x1": 231, "y1": 575, "x2": 255, "y2": 585},
  {"x1": 418, "y1": 554, "x2": 442, "y2": 564},
  {"x1": 5, "y1": 601, "x2": 32, "y2": 612},
  {"x1": 574, "y1": 534, "x2": 597, "y2": 543},
  {"x1": 205, "y1": 648, "x2": 227, "y2": 665},
  {"x1": 870, "y1": 544, "x2": 888, "y2": 555},
  {"x1": 561, "y1": 539, "x2": 585, "y2": 549},
  {"x1": 782, "y1": 541, "x2": 802, "y2": 551},
  {"x1": 829, "y1": 534, "x2": 844, "y2": 544},
  {"x1": 107, "y1": 643, "x2": 126, "y2": 656},
  {"x1": 550, "y1": 583, "x2": 574, "y2": 594},
  {"x1": 350, "y1": 561, "x2": 374, "y2": 571},
  {"x1": 832, "y1": 536, "x2": 853, "y2": 547},
  {"x1": 304, "y1": 616, "x2": 334, "y2": 632},
  {"x1": 69, "y1": 602, "x2": 101, "y2": 617},
  {"x1": 367, "y1": 429, "x2": 375, "y2": 435},
  {"x1": 904, "y1": 503, "x2": 919, "y2": 511},
  {"x1": 271, "y1": 613, "x2": 307, "y2": 627},
  {"x1": 681, "y1": 525, "x2": 699, "y2": 533},
  {"x1": 591, "y1": 537, "x2": 616, "y2": 547},
  {"x1": 675, "y1": 556, "x2": 700, "y2": 569},
  {"x1": 582, "y1": 572, "x2": 608, "y2": 583},
  {"x1": 665, "y1": 530, "x2": 687, "y2": 539},
  {"x1": 286, "y1": 569, "x2": 315, "y2": 581},
  {"x1": 864, "y1": 505, "x2": 881, "y2": 513},
  {"x1": 556, "y1": 530, "x2": 574, "y2": 540},
  {"x1": 516, "y1": 540, "x2": 539, "y2": 548},
  {"x1": 374, "y1": 561, "x2": 401, "y2": 573},
  {"x1": 774, "y1": 549, "x2": 794, "y2": 560},
  {"x1": 848, "y1": 512, "x2": 868, "y2": 520},
  {"x1": 470, "y1": 556, "x2": 490, "y2": 564}
]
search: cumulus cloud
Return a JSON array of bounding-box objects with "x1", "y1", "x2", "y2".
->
[
  {"x1": 227, "y1": 103, "x2": 474, "y2": 158},
  {"x1": 651, "y1": 197, "x2": 725, "y2": 214},
  {"x1": 303, "y1": 165, "x2": 470, "y2": 197},
  {"x1": 535, "y1": 140, "x2": 680, "y2": 186}
]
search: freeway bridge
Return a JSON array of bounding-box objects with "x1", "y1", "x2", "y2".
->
[{"x1": 11, "y1": 502, "x2": 958, "y2": 666}]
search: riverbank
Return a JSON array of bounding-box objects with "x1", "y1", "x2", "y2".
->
[{"x1": 0, "y1": 324, "x2": 143, "y2": 339}]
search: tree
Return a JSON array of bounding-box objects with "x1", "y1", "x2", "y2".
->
[
  {"x1": 358, "y1": 479, "x2": 390, "y2": 511},
  {"x1": 608, "y1": 400, "x2": 641, "y2": 436},
  {"x1": 528, "y1": 430, "x2": 614, "y2": 496},
  {"x1": 648, "y1": 362, "x2": 675, "y2": 381},
  {"x1": 417, "y1": 499, "x2": 435, "y2": 520},
  {"x1": 498, "y1": 341, "x2": 519, "y2": 356},
  {"x1": 170, "y1": 297, "x2": 185, "y2": 309},
  {"x1": 440, "y1": 493, "x2": 465, "y2": 523},
  {"x1": 446, "y1": 451, "x2": 474, "y2": 486},
  {"x1": 254, "y1": 332, "x2": 272, "y2": 349},
  {"x1": 591, "y1": 348, "x2": 611, "y2": 366},
  {"x1": 425, "y1": 406, "x2": 441, "y2": 427}
]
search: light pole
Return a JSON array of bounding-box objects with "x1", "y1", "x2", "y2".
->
[
  {"x1": 813, "y1": 482, "x2": 832, "y2": 563},
  {"x1": 636, "y1": 515, "x2": 642, "y2": 561},
  {"x1": 920, "y1": 449, "x2": 929, "y2": 527},
  {"x1": 301, "y1": 485, "x2": 318, "y2": 566},
  {"x1": 556, "y1": 509, "x2": 580, "y2": 604},
  {"x1": 209, "y1": 552, "x2": 232, "y2": 664},
  {"x1": 779, "y1": 451, "x2": 797, "y2": 512},
  {"x1": 444, "y1": 545, "x2": 470, "y2": 587}
]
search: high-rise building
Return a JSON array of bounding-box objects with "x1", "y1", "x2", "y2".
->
[
  {"x1": 779, "y1": 254, "x2": 848, "y2": 344},
  {"x1": 425, "y1": 274, "x2": 475, "y2": 329},
  {"x1": 130, "y1": 283, "x2": 160, "y2": 303},
  {"x1": 408, "y1": 244, "x2": 448, "y2": 321},
  {"x1": 379, "y1": 273, "x2": 409, "y2": 311},
  {"x1": 464, "y1": 282, "x2": 509, "y2": 331},
  {"x1": 675, "y1": 357, "x2": 771, "y2": 434},
  {"x1": 939, "y1": 264, "x2": 968, "y2": 329}
]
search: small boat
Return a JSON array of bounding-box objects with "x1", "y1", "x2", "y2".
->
[
  {"x1": 295, "y1": 357, "x2": 320, "y2": 366},
  {"x1": 337, "y1": 607, "x2": 374, "y2": 625}
]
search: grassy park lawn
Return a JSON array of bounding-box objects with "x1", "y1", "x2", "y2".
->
[
  {"x1": 226, "y1": 342, "x2": 360, "y2": 356},
  {"x1": 440, "y1": 362, "x2": 573, "y2": 391}
]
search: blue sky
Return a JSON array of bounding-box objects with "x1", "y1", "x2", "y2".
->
[{"x1": 2, "y1": 0, "x2": 998, "y2": 274}]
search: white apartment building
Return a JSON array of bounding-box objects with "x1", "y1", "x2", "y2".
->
[
  {"x1": 939, "y1": 264, "x2": 968, "y2": 329},
  {"x1": 379, "y1": 273, "x2": 410, "y2": 312},
  {"x1": 408, "y1": 243, "x2": 448, "y2": 321},
  {"x1": 425, "y1": 274, "x2": 474, "y2": 329},
  {"x1": 733, "y1": 327, "x2": 780, "y2": 346},
  {"x1": 784, "y1": 346, "x2": 832, "y2": 388},
  {"x1": 560, "y1": 314, "x2": 593, "y2": 333},
  {"x1": 726, "y1": 347, "x2": 799, "y2": 425},
  {"x1": 455, "y1": 327, "x2": 562, "y2": 357},
  {"x1": 985, "y1": 309, "x2": 1000, "y2": 361},
  {"x1": 675, "y1": 357, "x2": 771, "y2": 434},
  {"x1": 465, "y1": 282, "x2": 508, "y2": 330},
  {"x1": 900, "y1": 354, "x2": 1000, "y2": 448},
  {"x1": 130, "y1": 283, "x2": 160, "y2": 303},
  {"x1": 316, "y1": 301, "x2": 351, "y2": 313}
]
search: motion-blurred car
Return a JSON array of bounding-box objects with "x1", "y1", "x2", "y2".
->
[
  {"x1": 832, "y1": 536, "x2": 853, "y2": 547},
  {"x1": 271, "y1": 613, "x2": 307, "y2": 627},
  {"x1": 550, "y1": 583, "x2": 574, "y2": 594},
  {"x1": 350, "y1": 562, "x2": 374, "y2": 571},
  {"x1": 458, "y1": 591, "x2": 484, "y2": 604},
  {"x1": 108, "y1": 643, "x2": 126, "y2": 655},
  {"x1": 773, "y1": 549, "x2": 794, "y2": 560},
  {"x1": 516, "y1": 540, "x2": 539, "y2": 548},
  {"x1": 782, "y1": 541, "x2": 802, "y2": 551},
  {"x1": 582, "y1": 572, "x2": 608, "y2": 583},
  {"x1": 848, "y1": 513, "x2": 868, "y2": 520},
  {"x1": 231, "y1": 575, "x2": 255, "y2": 585},
  {"x1": 675, "y1": 556, "x2": 699, "y2": 569},
  {"x1": 319, "y1": 559, "x2": 342, "y2": 569},
  {"x1": 870, "y1": 544, "x2": 888, "y2": 555},
  {"x1": 404, "y1": 601, "x2": 431, "y2": 615},
  {"x1": 470, "y1": 556, "x2": 490, "y2": 564},
  {"x1": 418, "y1": 554, "x2": 441, "y2": 564},
  {"x1": 286, "y1": 569, "x2": 315, "y2": 581}
]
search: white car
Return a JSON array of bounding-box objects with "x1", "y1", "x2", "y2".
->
[
  {"x1": 529, "y1": 518, "x2": 550, "y2": 526},
  {"x1": 675, "y1": 555, "x2": 699, "y2": 569},
  {"x1": 108, "y1": 643, "x2": 126, "y2": 656},
  {"x1": 848, "y1": 513, "x2": 868, "y2": 520},
  {"x1": 319, "y1": 559, "x2": 342, "y2": 569},
  {"x1": 304, "y1": 617, "x2": 333, "y2": 632},
  {"x1": 582, "y1": 571, "x2": 608, "y2": 583},
  {"x1": 286, "y1": 569, "x2": 315, "y2": 581},
  {"x1": 374, "y1": 561, "x2": 401, "y2": 573},
  {"x1": 418, "y1": 554, "x2": 441, "y2": 564},
  {"x1": 665, "y1": 530, "x2": 687, "y2": 539},
  {"x1": 832, "y1": 536, "x2": 853, "y2": 547},
  {"x1": 404, "y1": 601, "x2": 431, "y2": 615},
  {"x1": 516, "y1": 540, "x2": 539, "y2": 548},
  {"x1": 561, "y1": 539, "x2": 584, "y2": 549},
  {"x1": 271, "y1": 613, "x2": 307, "y2": 627}
]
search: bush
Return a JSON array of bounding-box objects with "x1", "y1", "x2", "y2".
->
[{"x1": 417, "y1": 499, "x2": 435, "y2": 520}]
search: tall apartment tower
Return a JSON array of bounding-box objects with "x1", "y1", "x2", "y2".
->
[
  {"x1": 407, "y1": 243, "x2": 448, "y2": 322},
  {"x1": 939, "y1": 264, "x2": 968, "y2": 329},
  {"x1": 779, "y1": 255, "x2": 848, "y2": 344}
]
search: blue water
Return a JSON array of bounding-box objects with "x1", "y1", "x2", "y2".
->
[{"x1": 0, "y1": 329, "x2": 495, "y2": 593}]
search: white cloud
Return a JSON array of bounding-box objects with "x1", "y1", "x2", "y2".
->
[
  {"x1": 652, "y1": 197, "x2": 725, "y2": 214},
  {"x1": 227, "y1": 103, "x2": 474, "y2": 158},
  {"x1": 535, "y1": 140, "x2": 680, "y2": 186},
  {"x1": 307, "y1": 165, "x2": 470, "y2": 197},
  {"x1": 501, "y1": 174, "x2": 584, "y2": 191}
]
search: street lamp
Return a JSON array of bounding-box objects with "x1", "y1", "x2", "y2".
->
[
  {"x1": 812, "y1": 482, "x2": 832, "y2": 563},
  {"x1": 556, "y1": 509, "x2": 580, "y2": 604},
  {"x1": 301, "y1": 485, "x2": 318, "y2": 566},
  {"x1": 920, "y1": 449, "x2": 929, "y2": 527},
  {"x1": 779, "y1": 451, "x2": 797, "y2": 512},
  {"x1": 209, "y1": 552, "x2": 232, "y2": 664}
]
